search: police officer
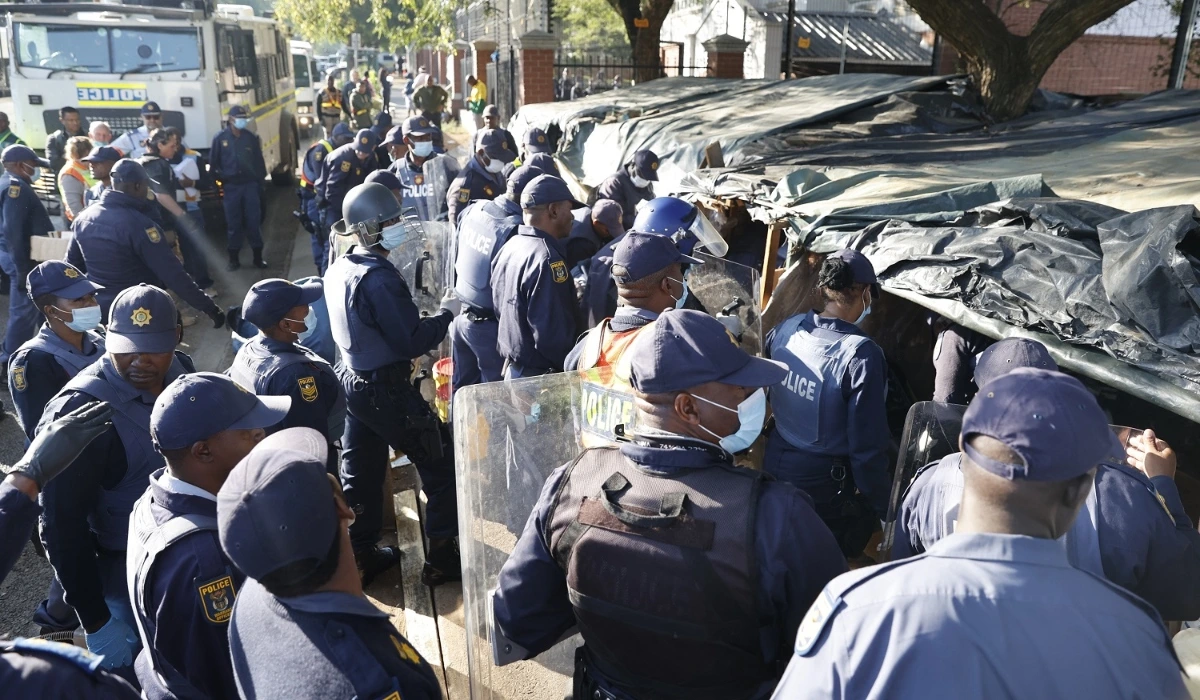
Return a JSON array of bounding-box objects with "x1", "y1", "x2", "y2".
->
[
  {"x1": 0, "y1": 144, "x2": 53, "y2": 367},
  {"x1": 526, "y1": 152, "x2": 560, "y2": 177},
  {"x1": 493, "y1": 310, "x2": 846, "y2": 699},
  {"x1": 370, "y1": 112, "x2": 393, "y2": 164},
  {"x1": 566, "y1": 198, "x2": 624, "y2": 268},
  {"x1": 522, "y1": 126, "x2": 552, "y2": 161},
  {"x1": 365, "y1": 169, "x2": 403, "y2": 202},
  {"x1": 38, "y1": 284, "x2": 195, "y2": 670},
  {"x1": 491, "y1": 174, "x2": 581, "y2": 378},
  {"x1": 0, "y1": 402, "x2": 143, "y2": 700},
  {"x1": 325, "y1": 182, "x2": 462, "y2": 586},
  {"x1": 111, "y1": 102, "x2": 164, "y2": 159},
  {"x1": 389, "y1": 116, "x2": 459, "y2": 222},
  {"x1": 68, "y1": 160, "x2": 224, "y2": 326},
  {"x1": 563, "y1": 231, "x2": 698, "y2": 372},
  {"x1": 451, "y1": 164, "x2": 543, "y2": 388},
  {"x1": 764, "y1": 249, "x2": 889, "y2": 558},
  {"x1": 83, "y1": 146, "x2": 121, "y2": 208},
  {"x1": 594, "y1": 149, "x2": 658, "y2": 229},
  {"x1": 218, "y1": 428, "x2": 442, "y2": 699},
  {"x1": 45, "y1": 106, "x2": 88, "y2": 174},
  {"x1": 471, "y1": 104, "x2": 515, "y2": 154},
  {"x1": 448, "y1": 128, "x2": 515, "y2": 227},
  {"x1": 894, "y1": 338, "x2": 1200, "y2": 622},
  {"x1": 316, "y1": 128, "x2": 378, "y2": 240},
  {"x1": 9, "y1": 261, "x2": 105, "y2": 439},
  {"x1": 127, "y1": 372, "x2": 289, "y2": 698},
  {"x1": 301, "y1": 123, "x2": 353, "y2": 274},
  {"x1": 230, "y1": 278, "x2": 344, "y2": 469},
  {"x1": 210, "y1": 105, "x2": 268, "y2": 271},
  {"x1": 774, "y1": 369, "x2": 1187, "y2": 699}
]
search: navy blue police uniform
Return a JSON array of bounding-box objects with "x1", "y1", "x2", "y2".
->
[
  {"x1": 490, "y1": 175, "x2": 582, "y2": 379},
  {"x1": 772, "y1": 369, "x2": 1187, "y2": 700},
  {"x1": 126, "y1": 373, "x2": 289, "y2": 699},
  {"x1": 209, "y1": 106, "x2": 268, "y2": 256},
  {"x1": 67, "y1": 161, "x2": 221, "y2": 322},
  {"x1": 219, "y1": 428, "x2": 442, "y2": 700},
  {"x1": 593, "y1": 149, "x2": 657, "y2": 229},
  {"x1": 0, "y1": 145, "x2": 54, "y2": 365},
  {"x1": 38, "y1": 285, "x2": 193, "y2": 670},
  {"x1": 565, "y1": 199, "x2": 624, "y2": 270},
  {"x1": 494, "y1": 311, "x2": 847, "y2": 700},
  {"x1": 448, "y1": 128, "x2": 515, "y2": 227},
  {"x1": 389, "y1": 117, "x2": 460, "y2": 222},
  {"x1": 230, "y1": 278, "x2": 345, "y2": 467},
  {"x1": 451, "y1": 164, "x2": 542, "y2": 388},
  {"x1": 301, "y1": 123, "x2": 353, "y2": 274},
  {"x1": 316, "y1": 130, "x2": 378, "y2": 233},
  {"x1": 1, "y1": 637, "x2": 140, "y2": 700}
]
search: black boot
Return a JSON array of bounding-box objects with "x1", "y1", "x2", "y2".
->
[
  {"x1": 355, "y1": 545, "x2": 401, "y2": 588},
  {"x1": 421, "y1": 537, "x2": 461, "y2": 587},
  {"x1": 252, "y1": 248, "x2": 269, "y2": 269},
  {"x1": 227, "y1": 250, "x2": 240, "y2": 271}
]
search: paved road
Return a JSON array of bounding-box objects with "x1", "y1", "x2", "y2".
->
[{"x1": 0, "y1": 180, "x2": 309, "y2": 638}]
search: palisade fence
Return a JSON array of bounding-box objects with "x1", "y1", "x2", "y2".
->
[{"x1": 553, "y1": 43, "x2": 708, "y2": 100}]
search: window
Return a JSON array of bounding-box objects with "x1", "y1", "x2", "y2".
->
[
  {"x1": 15, "y1": 23, "x2": 201, "y2": 74},
  {"x1": 293, "y1": 53, "x2": 311, "y2": 87}
]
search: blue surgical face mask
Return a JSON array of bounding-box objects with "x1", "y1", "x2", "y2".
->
[
  {"x1": 692, "y1": 388, "x2": 767, "y2": 454},
  {"x1": 379, "y1": 221, "x2": 409, "y2": 250},
  {"x1": 296, "y1": 306, "x2": 317, "y2": 343},
  {"x1": 283, "y1": 306, "x2": 314, "y2": 339},
  {"x1": 233, "y1": 118, "x2": 249, "y2": 130},
  {"x1": 61, "y1": 304, "x2": 101, "y2": 332},
  {"x1": 667, "y1": 276, "x2": 688, "y2": 310},
  {"x1": 853, "y1": 290, "x2": 872, "y2": 326},
  {"x1": 29, "y1": 166, "x2": 41, "y2": 182},
  {"x1": 411, "y1": 141, "x2": 434, "y2": 158}
]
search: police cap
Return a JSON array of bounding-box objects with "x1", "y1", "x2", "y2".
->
[
  {"x1": 151, "y1": 372, "x2": 291, "y2": 451},
  {"x1": 961, "y1": 367, "x2": 1111, "y2": 481},
  {"x1": 592, "y1": 199, "x2": 625, "y2": 236},
  {"x1": 402, "y1": 116, "x2": 438, "y2": 138},
  {"x1": 974, "y1": 338, "x2": 1057, "y2": 389},
  {"x1": 365, "y1": 169, "x2": 402, "y2": 192},
  {"x1": 827, "y1": 249, "x2": 879, "y2": 298},
  {"x1": 632, "y1": 149, "x2": 660, "y2": 182},
  {"x1": 27, "y1": 260, "x2": 102, "y2": 300},
  {"x1": 526, "y1": 152, "x2": 560, "y2": 177},
  {"x1": 110, "y1": 159, "x2": 149, "y2": 186},
  {"x1": 628, "y1": 309, "x2": 787, "y2": 393},
  {"x1": 330, "y1": 122, "x2": 354, "y2": 144},
  {"x1": 476, "y1": 128, "x2": 517, "y2": 164},
  {"x1": 520, "y1": 174, "x2": 583, "y2": 210},
  {"x1": 524, "y1": 127, "x2": 551, "y2": 154},
  {"x1": 242, "y1": 278, "x2": 323, "y2": 330},
  {"x1": 140, "y1": 101, "x2": 162, "y2": 116},
  {"x1": 1, "y1": 144, "x2": 49, "y2": 167},
  {"x1": 227, "y1": 105, "x2": 250, "y2": 119},
  {"x1": 105, "y1": 283, "x2": 179, "y2": 354},
  {"x1": 483, "y1": 104, "x2": 501, "y2": 118},
  {"x1": 82, "y1": 146, "x2": 122, "y2": 163},
  {"x1": 353, "y1": 129, "x2": 378, "y2": 154},
  {"x1": 505, "y1": 164, "x2": 544, "y2": 201},
  {"x1": 612, "y1": 231, "x2": 700, "y2": 283},
  {"x1": 218, "y1": 427, "x2": 338, "y2": 581},
  {"x1": 383, "y1": 125, "x2": 405, "y2": 146}
]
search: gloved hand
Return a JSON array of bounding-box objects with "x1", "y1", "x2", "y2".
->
[
  {"x1": 209, "y1": 308, "x2": 226, "y2": 329},
  {"x1": 84, "y1": 615, "x2": 138, "y2": 669},
  {"x1": 439, "y1": 290, "x2": 463, "y2": 317},
  {"x1": 12, "y1": 401, "x2": 112, "y2": 488},
  {"x1": 717, "y1": 313, "x2": 744, "y2": 338}
]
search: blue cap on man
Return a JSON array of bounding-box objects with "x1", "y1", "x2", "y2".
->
[
  {"x1": 383, "y1": 125, "x2": 405, "y2": 146},
  {"x1": 218, "y1": 427, "x2": 338, "y2": 580},
  {"x1": 151, "y1": 372, "x2": 291, "y2": 451},
  {"x1": 365, "y1": 169, "x2": 402, "y2": 192},
  {"x1": 961, "y1": 367, "x2": 1111, "y2": 482},
  {"x1": 629, "y1": 310, "x2": 787, "y2": 393},
  {"x1": 632, "y1": 149, "x2": 660, "y2": 182},
  {"x1": 241, "y1": 278, "x2": 323, "y2": 330},
  {"x1": 82, "y1": 146, "x2": 122, "y2": 163},
  {"x1": 527, "y1": 153, "x2": 560, "y2": 177},
  {"x1": 110, "y1": 159, "x2": 150, "y2": 186},
  {"x1": 524, "y1": 127, "x2": 551, "y2": 154},
  {"x1": 331, "y1": 122, "x2": 354, "y2": 144},
  {"x1": 354, "y1": 129, "x2": 378, "y2": 154},
  {"x1": 974, "y1": 338, "x2": 1057, "y2": 389},
  {"x1": 521, "y1": 174, "x2": 583, "y2": 209},
  {"x1": 401, "y1": 115, "x2": 439, "y2": 138},
  {"x1": 477, "y1": 128, "x2": 517, "y2": 164},
  {"x1": 2, "y1": 144, "x2": 49, "y2": 166},
  {"x1": 140, "y1": 101, "x2": 162, "y2": 116},
  {"x1": 828, "y1": 249, "x2": 879, "y2": 298},
  {"x1": 105, "y1": 283, "x2": 179, "y2": 354},
  {"x1": 506, "y1": 164, "x2": 544, "y2": 201},
  {"x1": 612, "y1": 231, "x2": 701, "y2": 283},
  {"x1": 228, "y1": 105, "x2": 250, "y2": 119},
  {"x1": 27, "y1": 260, "x2": 102, "y2": 301}
]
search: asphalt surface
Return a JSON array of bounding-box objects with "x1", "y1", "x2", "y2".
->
[{"x1": 0, "y1": 180, "x2": 310, "y2": 638}]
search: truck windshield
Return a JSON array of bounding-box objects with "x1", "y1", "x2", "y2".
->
[
  {"x1": 293, "y1": 53, "x2": 311, "y2": 87},
  {"x1": 14, "y1": 23, "x2": 202, "y2": 74}
]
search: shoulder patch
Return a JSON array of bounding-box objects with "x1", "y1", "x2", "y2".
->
[
  {"x1": 298, "y1": 375, "x2": 318, "y2": 402},
  {"x1": 391, "y1": 635, "x2": 422, "y2": 665},
  {"x1": 794, "y1": 588, "x2": 841, "y2": 656},
  {"x1": 484, "y1": 185, "x2": 494, "y2": 196},
  {"x1": 197, "y1": 574, "x2": 237, "y2": 624},
  {"x1": 458, "y1": 188, "x2": 470, "y2": 203},
  {"x1": 340, "y1": 160, "x2": 351, "y2": 173},
  {"x1": 11, "y1": 364, "x2": 26, "y2": 392},
  {"x1": 315, "y1": 151, "x2": 324, "y2": 161},
  {"x1": 221, "y1": 140, "x2": 229, "y2": 148},
  {"x1": 8, "y1": 184, "x2": 19, "y2": 199},
  {"x1": 146, "y1": 227, "x2": 161, "y2": 243},
  {"x1": 550, "y1": 259, "x2": 568, "y2": 284}
]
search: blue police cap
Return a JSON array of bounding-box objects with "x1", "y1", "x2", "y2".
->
[
  {"x1": 633, "y1": 149, "x2": 660, "y2": 182},
  {"x1": 82, "y1": 146, "x2": 122, "y2": 163},
  {"x1": 506, "y1": 164, "x2": 544, "y2": 200},
  {"x1": 373, "y1": 111, "x2": 393, "y2": 129},
  {"x1": 521, "y1": 174, "x2": 583, "y2": 209},
  {"x1": 383, "y1": 125, "x2": 405, "y2": 146},
  {"x1": 401, "y1": 115, "x2": 438, "y2": 137},
  {"x1": 227, "y1": 105, "x2": 250, "y2": 119},
  {"x1": 1, "y1": 144, "x2": 49, "y2": 166},
  {"x1": 477, "y1": 128, "x2": 517, "y2": 164},
  {"x1": 628, "y1": 309, "x2": 788, "y2": 393},
  {"x1": 365, "y1": 169, "x2": 402, "y2": 192},
  {"x1": 827, "y1": 248, "x2": 879, "y2": 298},
  {"x1": 140, "y1": 101, "x2": 162, "y2": 116},
  {"x1": 27, "y1": 260, "x2": 101, "y2": 301},
  {"x1": 613, "y1": 231, "x2": 701, "y2": 283},
  {"x1": 151, "y1": 372, "x2": 291, "y2": 451},
  {"x1": 974, "y1": 338, "x2": 1057, "y2": 389},
  {"x1": 241, "y1": 278, "x2": 323, "y2": 330},
  {"x1": 331, "y1": 122, "x2": 354, "y2": 143},
  {"x1": 354, "y1": 129, "x2": 378, "y2": 154},
  {"x1": 961, "y1": 367, "x2": 1111, "y2": 482},
  {"x1": 483, "y1": 104, "x2": 500, "y2": 118},
  {"x1": 105, "y1": 283, "x2": 178, "y2": 354},
  {"x1": 524, "y1": 127, "x2": 551, "y2": 154},
  {"x1": 110, "y1": 159, "x2": 149, "y2": 186},
  {"x1": 527, "y1": 152, "x2": 560, "y2": 177},
  {"x1": 592, "y1": 199, "x2": 624, "y2": 236},
  {"x1": 217, "y1": 427, "x2": 338, "y2": 580}
]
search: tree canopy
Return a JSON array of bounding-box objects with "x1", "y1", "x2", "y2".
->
[{"x1": 272, "y1": 0, "x2": 461, "y2": 51}]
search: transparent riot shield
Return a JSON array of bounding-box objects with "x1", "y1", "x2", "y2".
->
[
  {"x1": 455, "y1": 373, "x2": 590, "y2": 700},
  {"x1": 385, "y1": 216, "x2": 453, "y2": 400},
  {"x1": 687, "y1": 252, "x2": 763, "y2": 355}
]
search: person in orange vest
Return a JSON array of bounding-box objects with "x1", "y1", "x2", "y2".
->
[
  {"x1": 315, "y1": 74, "x2": 344, "y2": 139},
  {"x1": 58, "y1": 136, "x2": 96, "y2": 223}
]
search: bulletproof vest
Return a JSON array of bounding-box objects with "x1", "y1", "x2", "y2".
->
[
  {"x1": 454, "y1": 197, "x2": 520, "y2": 310},
  {"x1": 325, "y1": 251, "x2": 406, "y2": 372},
  {"x1": 545, "y1": 447, "x2": 773, "y2": 699},
  {"x1": 126, "y1": 486, "x2": 220, "y2": 698},
  {"x1": 44, "y1": 356, "x2": 180, "y2": 550},
  {"x1": 22, "y1": 326, "x2": 105, "y2": 377},
  {"x1": 769, "y1": 312, "x2": 871, "y2": 454},
  {"x1": 577, "y1": 320, "x2": 646, "y2": 447},
  {"x1": 394, "y1": 160, "x2": 438, "y2": 222},
  {"x1": 230, "y1": 334, "x2": 346, "y2": 439}
]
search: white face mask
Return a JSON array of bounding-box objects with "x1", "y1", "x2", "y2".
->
[
  {"x1": 410, "y1": 141, "x2": 434, "y2": 158},
  {"x1": 691, "y1": 388, "x2": 767, "y2": 454},
  {"x1": 666, "y1": 276, "x2": 689, "y2": 310},
  {"x1": 853, "y1": 290, "x2": 872, "y2": 326},
  {"x1": 484, "y1": 156, "x2": 507, "y2": 174},
  {"x1": 630, "y1": 174, "x2": 651, "y2": 189}
]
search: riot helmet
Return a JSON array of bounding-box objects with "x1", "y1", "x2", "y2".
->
[
  {"x1": 631, "y1": 196, "x2": 728, "y2": 257},
  {"x1": 334, "y1": 182, "x2": 414, "y2": 251}
]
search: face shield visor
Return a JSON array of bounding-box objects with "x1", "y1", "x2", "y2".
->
[{"x1": 675, "y1": 204, "x2": 728, "y2": 258}]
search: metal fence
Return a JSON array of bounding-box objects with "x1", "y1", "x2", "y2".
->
[
  {"x1": 553, "y1": 45, "x2": 707, "y2": 100},
  {"x1": 487, "y1": 50, "x2": 521, "y2": 121}
]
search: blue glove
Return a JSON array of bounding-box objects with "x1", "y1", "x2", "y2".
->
[{"x1": 84, "y1": 616, "x2": 138, "y2": 669}]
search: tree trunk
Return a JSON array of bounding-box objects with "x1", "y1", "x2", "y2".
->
[
  {"x1": 631, "y1": 19, "x2": 665, "y2": 83},
  {"x1": 969, "y1": 40, "x2": 1042, "y2": 122}
]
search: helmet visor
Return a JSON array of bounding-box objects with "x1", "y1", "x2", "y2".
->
[{"x1": 687, "y1": 206, "x2": 728, "y2": 258}]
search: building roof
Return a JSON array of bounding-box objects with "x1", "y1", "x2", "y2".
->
[{"x1": 761, "y1": 11, "x2": 933, "y2": 66}]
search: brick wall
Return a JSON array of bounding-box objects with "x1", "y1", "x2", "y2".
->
[{"x1": 519, "y1": 47, "x2": 557, "y2": 105}]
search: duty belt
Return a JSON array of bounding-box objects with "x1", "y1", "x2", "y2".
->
[
  {"x1": 465, "y1": 306, "x2": 495, "y2": 322},
  {"x1": 351, "y1": 361, "x2": 414, "y2": 385}
]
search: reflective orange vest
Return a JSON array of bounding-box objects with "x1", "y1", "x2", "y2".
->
[{"x1": 577, "y1": 319, "x2": 652, "y2": 446}]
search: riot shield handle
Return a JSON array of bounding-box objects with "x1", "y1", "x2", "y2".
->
[{"x1": 415, "y1": 251, "x2": 433, "y2": 296}]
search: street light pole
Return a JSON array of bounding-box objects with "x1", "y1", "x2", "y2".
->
[{"x1": 783, "y1": 0, "x2": 796, "y2": 79}]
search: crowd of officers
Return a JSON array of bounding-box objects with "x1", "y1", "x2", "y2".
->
[{"x1": 0, "y1": 75, "x2": 1196, "y2": 700}]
